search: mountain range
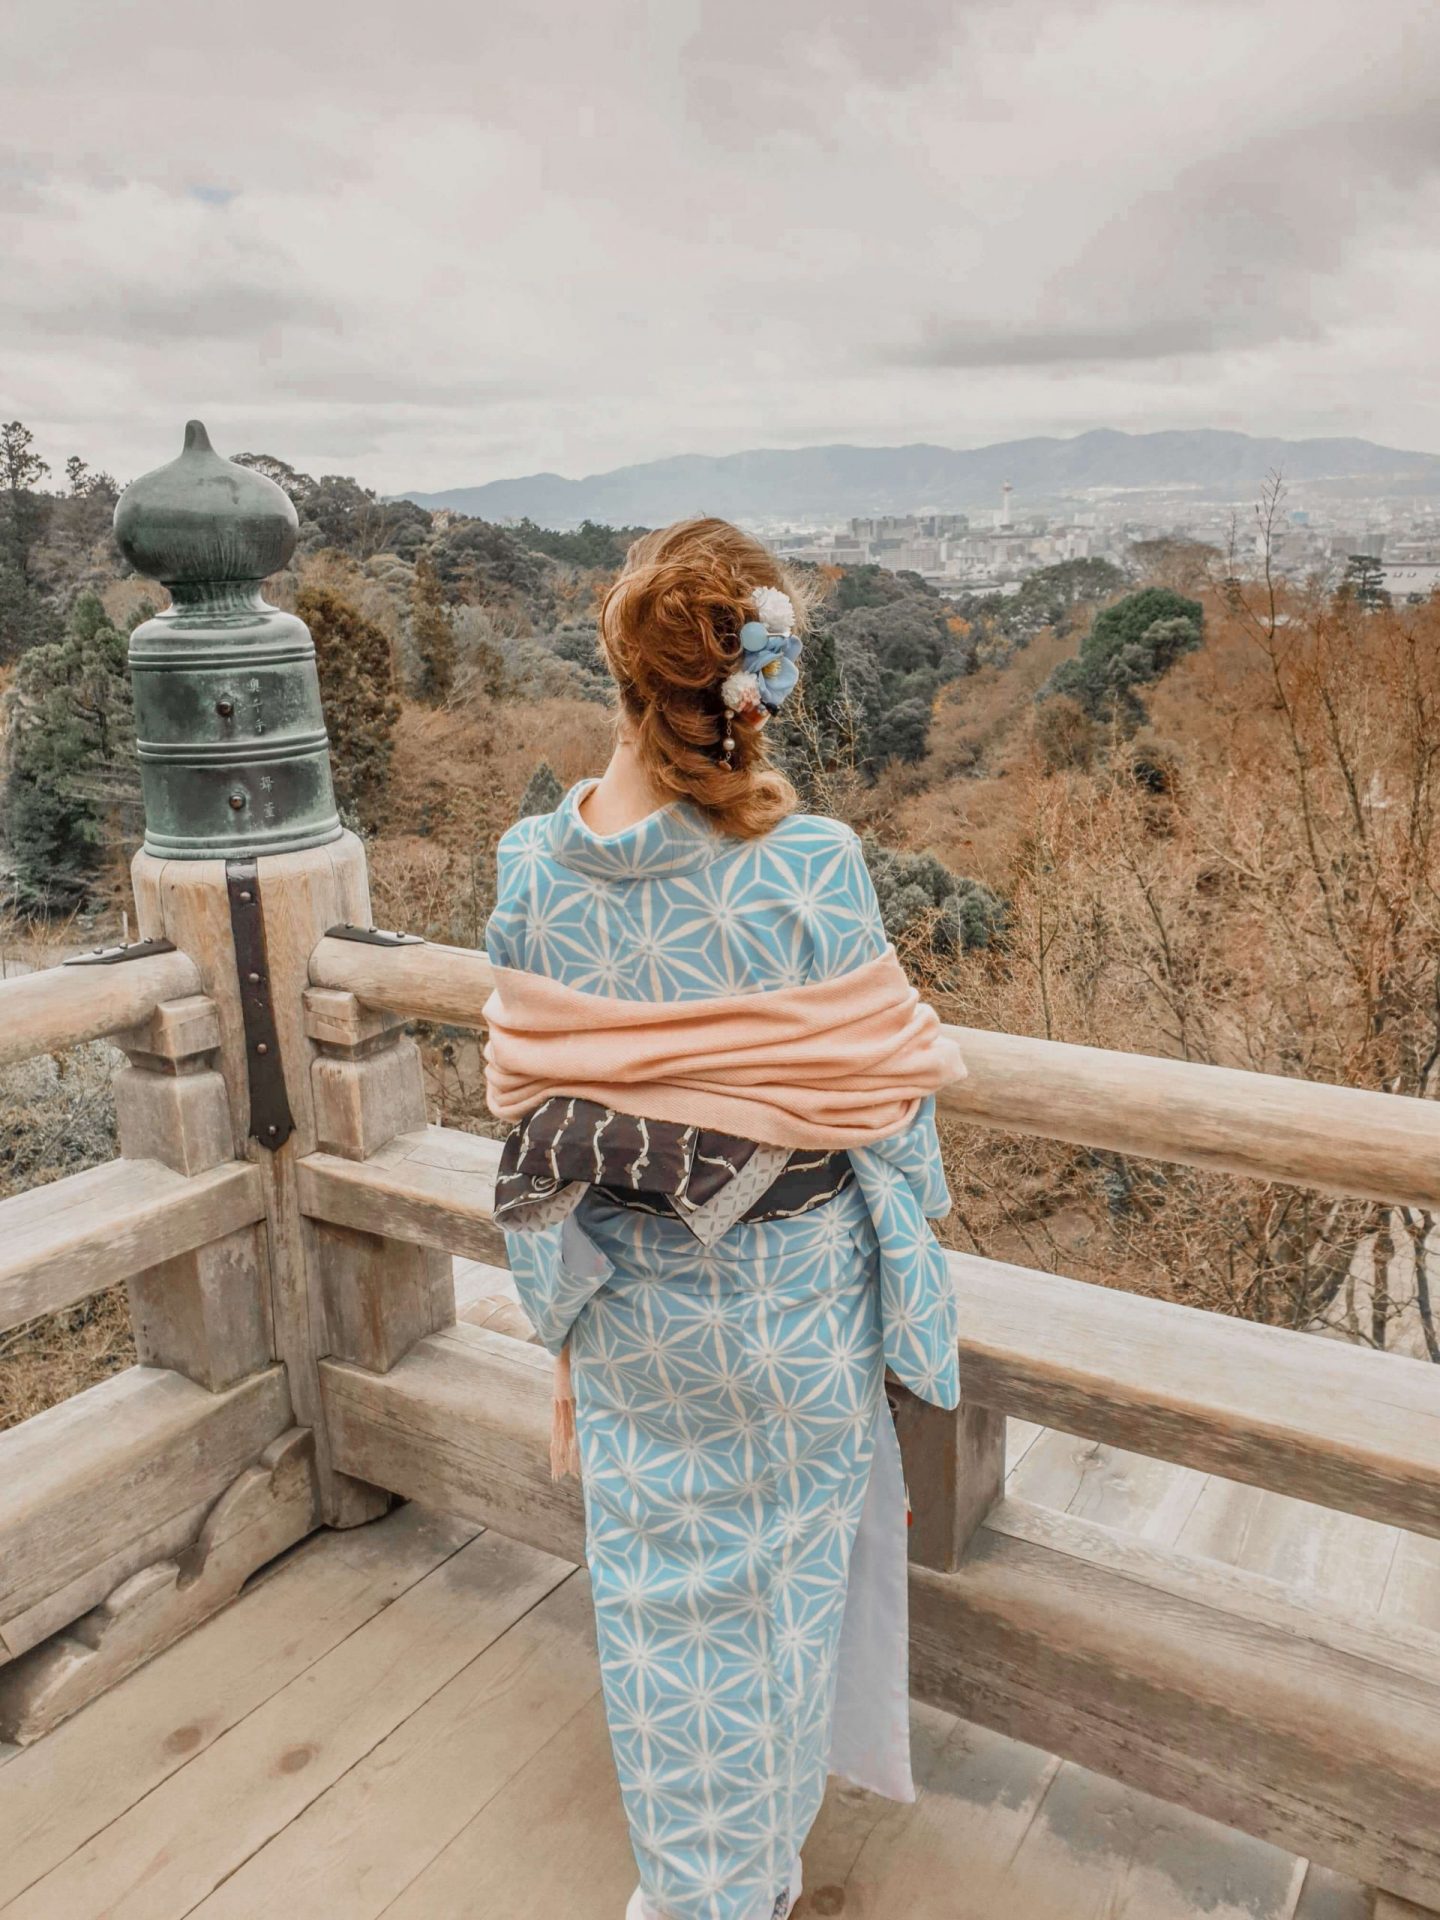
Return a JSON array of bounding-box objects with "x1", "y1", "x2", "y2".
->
[{"x1": 400, "y1": 428, "x2": 1440, "y2": 529}]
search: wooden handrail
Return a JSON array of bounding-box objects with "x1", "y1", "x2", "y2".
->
[
  {"x1": 0, "y1": 1158, "x2": 265, "y2": 1335},
  {"x1": 309, "y1": 931, "x2": 1440, "y2": 1211},
  {"x1": 0, "y1": 947, "x2": 201, "y2": 1071},
  {"x1": 310, "y1": 932, "x2": 493, "y2": 1028}
]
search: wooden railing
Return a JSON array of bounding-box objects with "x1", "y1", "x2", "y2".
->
[{"x1": 5, "y1": 871, "x2": 1440, "y2": 1912}]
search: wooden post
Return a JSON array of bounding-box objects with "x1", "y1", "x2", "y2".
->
[
  {"x1": 892, "y1": 1384, "x2": 1007, "y2": 1573},
  {"x1": 111, "y1": 994, "x2": 271, "y2": 1391},
  {"x1": 304, "y1": 985, "x2": 455, "y2": 1374},
  {"x1": 131, "y1": 838, "x2": 389, "y2": 1527}
]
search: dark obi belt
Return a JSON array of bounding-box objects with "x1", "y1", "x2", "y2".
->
[{"x1": 494, "y1": 1095, "x2": 853, "y2": 1245}]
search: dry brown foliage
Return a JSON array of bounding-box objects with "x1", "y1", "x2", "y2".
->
[{"x1": 926, "y1": 581, "x2": 1440, "y2": 1357}]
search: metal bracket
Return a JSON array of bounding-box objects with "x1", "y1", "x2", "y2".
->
[
  {"x1": 226, "y1": 860, "x2": 295, "y2": 1150},
  {"x1": 64, "y1": 938, "x2": 178, "y2": 968},
  {"x1": 323, "y1": 924, "x2": 426, "y2": 947}
]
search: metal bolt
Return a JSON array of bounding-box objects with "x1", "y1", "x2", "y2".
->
[
  {"x1": 256, "y1": 1042, "x2": 268, "y2": 1055},
  {"x1": 239, "y1": 890, "x2": 253, "y2": 903},
  {"x1": 215, "y1": 698, "x2": 234, "y2": 718},
  {"x1": 228, "y1": 792, "x2": 246, "y2": 811},
  {"x1": 248, "y1": 971, "x2": 261, "y2": 983},
  {"x1": 267, "y1": 1124, "x2": 278, "y2": 1137}
]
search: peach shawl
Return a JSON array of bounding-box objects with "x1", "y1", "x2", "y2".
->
[{"x1": 483, "y1": 945, "x2": 965, "y2": 1148}]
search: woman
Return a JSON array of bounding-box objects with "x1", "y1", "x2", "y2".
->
[{"x1": 484, "y1": 519, "x2": 964, "y2": 1920}]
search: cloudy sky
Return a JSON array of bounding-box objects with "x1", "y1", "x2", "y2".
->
[{"x1": 5, "y1": 0, "x2": 1440, "y2": 492}]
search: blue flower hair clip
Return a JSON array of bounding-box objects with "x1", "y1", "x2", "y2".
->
[{"x1": 718, "y1": 588, "x2": 802, "y2": 766}]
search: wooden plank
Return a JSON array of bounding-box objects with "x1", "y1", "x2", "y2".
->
[
  {"x1": 1374, "y1": 1896, "x2": 1440, "y2": 1920},
  {"x1": 909, "y1": 1502, "x2": 1440, "y2": 1909},
  {"x1": 1293, "y1": 1866, "x2": 1373, "y2": 1920},
  {"x1": 309, "y1": 932, "x2": 1440, "y2": 1213},
  {"x1": 1380, "y1": 1529, "x2": 1440, "y2": 1637},
  {"x1": 298, "y1": 1125, "x2": 507, "y2": 1267},
  {"x1": 805, "y1": 1701, "x2": 1310, "y2": 1920},
  {"x1": 0, "y1": 1504, "x2": 476, "y2": 1909},
  {"x1": 2, "y1": 1530, "x2": 573, "y2": 1920},
  {"x1": 0, "y1": 1157, "x2": 264, "y2": 1334},
  {"x1": 379, "y1": 1691, "x2": 636, "y2": 1920},
  {"x1": 0, "y1": 947, "x2": 200, "y2": 1071},
  {"x1": 952, "y1": 1252, "x2": 1440, "y2": 1538},
  {"x1": 320, "y1": 1323, "x2": 586, "y2": 1565},
  {"x1": 188, "y1": 1573, "x2": 599, "y2": 1920},
  {"x1": 1008, "y1": 1427, "x2": 1207, "y2": 1544},
  {"x1": 0, "y1": 1363, "x2": 291, "y2": 1626},
  {"x1": 1176, "y1": 1473, "x2": 1401, "y2": 1617}
]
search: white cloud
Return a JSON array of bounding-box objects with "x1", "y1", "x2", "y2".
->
[{"x1": 3, "y1": 0, "x2": 1438, "y2": 491}]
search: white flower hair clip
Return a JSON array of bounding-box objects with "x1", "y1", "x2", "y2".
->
[{"x1": 751, "y1": 586, "x2": 795, "y2": 634}]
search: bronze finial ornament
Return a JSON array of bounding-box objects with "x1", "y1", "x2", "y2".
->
[{"x1": 114, "y1": 419, "x2": 343, "y2": 859}]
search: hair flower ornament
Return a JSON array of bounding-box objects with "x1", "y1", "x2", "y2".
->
[
  {"x1": 739, "y1": 587, "x2": 803, "y2": 713},
  {"x1": 717, "y1": 587, "x2": 801, "y2": 767}
]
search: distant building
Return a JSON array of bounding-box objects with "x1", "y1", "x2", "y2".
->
[{"x1": 1382, "y1": 563, "x2": 1440, "y2": 604}]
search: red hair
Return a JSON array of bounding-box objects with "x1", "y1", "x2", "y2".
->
[{"x1": 599, "y1": 517, "x2": 810, "y2": 840}]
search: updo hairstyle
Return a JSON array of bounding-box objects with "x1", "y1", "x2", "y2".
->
[{"x1": 598, "y1": 516, "x2": 811, "y2": 839}]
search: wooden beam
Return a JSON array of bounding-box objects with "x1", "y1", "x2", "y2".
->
[
  {"x1": 316, "y1": 1321, "x2": 1440, "y2": 1909},
  {"x1": 0, "y1": 1159, "x2": 265, "y2": 1335},
  {"x1": 0, "y1": 1362, "x2": 291, "y2": 1633},
  {"x1": 309, "y1": 933, "x2": 1440, "y2": 1211},
  {"x1": 320, "y1": 1323, "x2": 585, "y2": 1564},
  {"x1": 0, "y1": 947, "x2": 201, "y2": 1071},
  {"x1": 910, "y1": 1497, "x2": 1440, "y2": 1911},
  {"x1": 951, "y1": 1251, "x2": 1440, "y2": 1539},
  {"x1": 941, "y1": 1023, "x2": 1440, "y2": 1213},
  {"x1": 310, "y1": 933, "x2": 494, "y2": 1030},
  {"x1": 298, "y1": 1127, "x2": 506, "y2": 1267}
]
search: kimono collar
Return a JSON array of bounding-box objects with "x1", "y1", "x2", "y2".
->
[{"x1": 546, "y1": 779, "x2": 727, "y2": 880}]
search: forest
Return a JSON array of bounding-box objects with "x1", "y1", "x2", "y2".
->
[{"x1": 3, "y1": 418, "x2": 1439, "y2": 1425}]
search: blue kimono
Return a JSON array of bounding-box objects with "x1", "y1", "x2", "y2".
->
[{"x1": 488, "y1": 783, "x2": 957, "y2": 1920}]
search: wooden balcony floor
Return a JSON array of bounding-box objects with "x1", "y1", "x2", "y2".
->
[{"x1": 10, "y1": 1376, "x2": 1430, "y2": 1920}]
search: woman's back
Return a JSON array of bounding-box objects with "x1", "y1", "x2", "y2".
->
[{"x1": 487, "y1": 783, "x2": 888, "y2": 1001}]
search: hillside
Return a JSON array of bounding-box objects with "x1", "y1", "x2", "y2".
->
[{"x1": 402, "y1": 428, "x2": 1440, "y2": 527}]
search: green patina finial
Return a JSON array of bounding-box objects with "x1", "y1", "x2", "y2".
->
[{"x1": 115, "y1": 419, "x2": 342, "y2": 860}]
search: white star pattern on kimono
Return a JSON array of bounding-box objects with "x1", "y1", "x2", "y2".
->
[{"x1": 491, "y1": 784, "x2": 958, "y2": 1920}]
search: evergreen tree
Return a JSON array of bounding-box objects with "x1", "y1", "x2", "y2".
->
[
  {"x1": 0, "y1": 420, "x2": 57, "y2": 661},
  {"x1": 297, "y1": 584, "x2": 399, "y2": 832},
  {"x1": 410, "y1": 553, "x2": 455, "y2": 704},
  {"x1": 518, "y1": 759, "x2": 563, "y2": 818},
  {"x1": 3, "y1": 592, "x2": 137, "y2": 905},
  {"x1": 1, "y1": 420, "x2": 49, "y2": 584},
  {"x1": 1044, "y1": 587, "x2": 1203, "y2": 730},
  {"x1": 861, "y1": 837, "x2": 1005, "y2": 954},
  {"x1": 1342, "y1": 554, "x2": 1389, "y2": 610}
]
